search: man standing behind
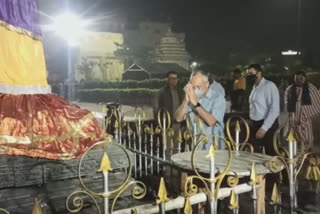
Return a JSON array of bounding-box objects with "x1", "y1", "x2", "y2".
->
[
  {"x1": 157, "y1": 71, "x2": 184, "y2": 121},
  {"x1": 231, "y1": 68, "x2": 246, "y2": 112},
  {"x1": 175, "y1": 70, "x2": 226, "y2": 150},
  {"x1": 157, "y1": 71, "x2": 184, "y2": 152},
  {"x1": 284, "y1": 71, "x2": 320, "y2": 151},
  {"x1": 247, "y1": 64, "x2": 280, "y2": 155},
  {"x1": 247, "y1": 64, "x2": 280, "y2": 214}
]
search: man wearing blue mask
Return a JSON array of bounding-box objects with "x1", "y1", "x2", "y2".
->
[{"x1": 175, "y1": 70, "x2": 226, "y2": 150}]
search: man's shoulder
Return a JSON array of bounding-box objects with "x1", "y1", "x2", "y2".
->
[
  {"x1": 211, "y1": 90, "x2": 225, "y2": 102},
  {"x1": 159, "y1": 85, "x2": 169, "y2": 93},
  {"x1": 284, "y1": 84, "x2": 294, "y2": 92},
  {"x1": 264, "y1": 78, "x2": 278, "y2": 89},
  {"x1": 308, "y1": 82, "x2": 318, "y2": 91},
  {"x1": 210, "y1": 81, "x2": 225, "y2": 92},
  {"x1": 213, "y1": 81, "x2": 223, "y2": 87},
  {"x1": 217, "y1": 81, "x2": 224, "y2": 89}
]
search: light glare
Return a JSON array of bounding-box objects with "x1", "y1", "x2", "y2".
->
[
  {"x1": 53, "y1": 13, "x2": 86, "y2": 46},
  {"x1": 282, "y1": 50, "x2": 301, "y2": 56},
  {"x1": 191, "y1": 61, "x2": 198, "y2": 67}
]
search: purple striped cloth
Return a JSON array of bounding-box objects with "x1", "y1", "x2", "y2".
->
[{"x1": 0, "y1": 0, "x2": 41, "y2": 36}]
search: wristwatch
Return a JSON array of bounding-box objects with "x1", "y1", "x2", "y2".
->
[{"x1": 194, "y1": 102, "x2": 201, "y2": 108}]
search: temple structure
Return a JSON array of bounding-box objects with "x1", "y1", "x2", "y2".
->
[
  {"x1": 123, "y1": 22, "x2": 191, "y2": 71},
  {"x1": 153, "y1": 28, "x2": 190, "y2": 70}
]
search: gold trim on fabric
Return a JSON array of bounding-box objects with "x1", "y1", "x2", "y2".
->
[
  {"x1": 0, "y1": 20, "x2": 41, "y2": 41},
  {"x1": 0, "y1": 113, "x2": 99, "y2": 145}
]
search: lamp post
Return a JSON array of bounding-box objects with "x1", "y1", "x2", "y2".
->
[
  {"x1": 190, "y1": 61, "x2": 198, "y2": 72},
  {"x1": 52, "y1": 13, "x2": 86, "y2": 100}
]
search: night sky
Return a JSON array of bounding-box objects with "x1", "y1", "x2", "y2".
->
[{"x1": 39, "y1": 0, "x2": 320, "y2": 63}]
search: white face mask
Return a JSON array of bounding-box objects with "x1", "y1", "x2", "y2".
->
[{"x1": 194, "y1": 88, "x2": 205, "y2": 99}]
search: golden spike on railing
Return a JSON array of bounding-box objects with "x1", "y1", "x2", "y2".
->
[
  {"x1": 214, "y1": 136, "x2": 218, "y2": 147},
  {"x1": 235, "y1": 120, "x2": 241, "y2": 132},
  {"x1": 114, "y1": 119, "x2": 119, "y2": 130},
  {"x1": 131, "y1": 208, "x2": 138, "y2": 214},
  {"x1": 229, "y1": 190, "x2": 239, "y2": 210},
  {"x1": 97, "y1": 152, "x2": 113, "y2": 172},
  {"x1": 184, "y1": 197, "x2": 192, "y2": 214},
  {"x1": 305, "y1": 157, "x2": 320, "y2": 181},
  {"x1": 170, "y1": 139, "x2": 174, "y2": 150},
  {"x1": 271, "y1": 183, "x2": 280, "y2": 205},
  {"x1": 249, "y1": 162, "x2": 258, "y2": 185},
  {"x1": 206, "y1": 144, "x2": 216, "y2": 158},
  {"x1": 32, "y1": 197, "x2": 43, "y2": 214},
  {"x1": 157, "y1": 177, "x2": 169, "y2": 204},
  {"x1": 315, "y1": 166, "x2": 320, "y2": 181},
  {"x1": 178, "y1": 130, "x2": 183, "y2": 143},
  {"x1": 186, "y1": 144, "x2": 190, "y2": 152},
  {"x1": 286, "y1": 129, "x2": 295, "y2": 142},
  {"x1": 313, "y1": 166, "x2": 320, "y2": 181},
  {"x1": 305, "y1": 165, "x2": 312, "y2": 180}
]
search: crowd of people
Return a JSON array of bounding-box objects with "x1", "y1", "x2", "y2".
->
[
  {"x1": 156, "y1": 64, "x2": 320, "y2": 213},
  {"x1": 157, "y1": 64, "x2": 320, "y2": 154}
]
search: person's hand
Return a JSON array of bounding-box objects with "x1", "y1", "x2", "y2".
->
[
  {"x1": 184, "y1": 93, "x2": 189, "y2": 103},
  {"x1": 187, "y1": 86, "x2": 198, "y2": 106},
  {"x1": 184, "y1": 83, "x2": 192, "y2": 93},
  {"x1": 183, "y1": 83, "x2": 191, "y2": 102},
  {"x1": 256, "y1": 128, "x2": 266, "y2": 139}
]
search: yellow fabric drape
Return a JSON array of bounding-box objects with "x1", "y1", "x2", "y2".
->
[{"x1": 0, "y1": 25, "x2": 48, "y2": 86}]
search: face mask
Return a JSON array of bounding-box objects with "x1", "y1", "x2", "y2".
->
[
  {"x1": 194, "y1": 88, "x2": 205, "y2": 99},
  {"x1": 246, "y1": 74, "x2": 257, "y2": 85}
]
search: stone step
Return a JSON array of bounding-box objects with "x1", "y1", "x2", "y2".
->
[
  {"x1": 0, "y1": 143, "x2": 134, "y2": 188},
  {"x1": 0, "y1": 172, "x2": 135, "y2": 214}
]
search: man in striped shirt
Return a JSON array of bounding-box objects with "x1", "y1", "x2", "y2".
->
[{"x1": 284, "y1": 71, "x2": 320, "y2": 151}]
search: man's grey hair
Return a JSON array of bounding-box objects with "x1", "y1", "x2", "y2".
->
[{"x1": 190, "y1": 70, "x2": 209, "y2": 82}]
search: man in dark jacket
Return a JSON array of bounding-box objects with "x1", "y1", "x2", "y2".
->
[
  {"x1": 157, "y1": 71, "x2": 184, "y2": 121},
  {"x1": 157, "y1": 71, "x2": 184, "y2": 154}
]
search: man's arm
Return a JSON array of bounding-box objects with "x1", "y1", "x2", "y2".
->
[
  {"x1": 187, "y1": 86, "x2": 220, "y2": 127},
  {"x1": 175, "y1": 99, "x2": 189, "y2": 122},
  {"x1": 157, "y1": 89, "x2": 164, "y2": 110},
  {"x1": 176, "y1": 84, "x2": 191, "y2": 122},
  {"x1": 154, "y1": 89, "x2": 163, "y2": 119},
  {"x1": 194, "y1": 94, "x2": 226, "y2": 127},
  {"x1": 308, "y1": 83, "x2": 320, "y2": 118},
  {"x1": 195, "y1": 105, "x2": 217, "y2": 126},
  {"x1": 261, "y1": 83, "x2": 280, "y2": 131},
  {"x1": 196, "y1": 95, "x2": 226, "y2": 126}
]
